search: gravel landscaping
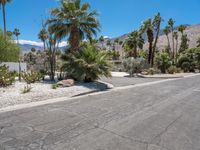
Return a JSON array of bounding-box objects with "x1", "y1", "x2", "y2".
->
[{"x1": 0, "y1": 81, "x2": 109, "y2": 109}]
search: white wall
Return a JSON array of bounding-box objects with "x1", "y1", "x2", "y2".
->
[{"x1": 0, "y1": 62, "x2": 27, "y2": 72}]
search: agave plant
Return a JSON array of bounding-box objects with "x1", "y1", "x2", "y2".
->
[{"x1": 62, "y1": 43, "x2": 112, "y2": 82}]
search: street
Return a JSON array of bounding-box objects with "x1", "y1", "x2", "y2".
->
[{"x1": 0, "y1": 75, "x2": 200, "y2": 150}]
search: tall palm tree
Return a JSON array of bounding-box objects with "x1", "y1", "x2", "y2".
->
[
  {"x1": 168, "y1": 18, "x2": 175, "y2": 61},
  {"x1": 124, "y1": 31, "x2": 144, "y2": 58},
  {"x1": 46, "y1": 0, "x2": 100, "y2": 52},
  {"x1": 173, "y1": 31, "x2": 178, "y2": 63},
  {"x1": 140, "y1": 19, "x2": 154, "y2": 64},
  {"x1": 163, "y1": 26, "x2": 171, "y2": 54},
  {"x1": 13, "y1": 28, "x2": 21, "y2": 81},
  {"x1": 152, "y1": 12, "x2": 163, "y2": 66},
  {"x1": 0, "y1": 0, "x2": 12, "y2": 34},
  {"x1": 38, "y1": 28, "x2": 48, "y2": 50}
]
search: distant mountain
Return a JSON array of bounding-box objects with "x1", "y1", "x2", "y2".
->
[
  {"x1": 107, "y1": 24, "x2": 200, "y2": 50},
  {"x1": 20, "y1": 44, "x2": 43, "y2": 53},
  {"x1": 20, "y1": 44, "x2": 66, "y2": 53}
]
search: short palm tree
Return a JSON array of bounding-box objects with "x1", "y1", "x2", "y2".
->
[
  {"x1": 124, "y1": 31, "x2": 144, "y2": 58},
  {"x1": 46, "y1": 0, "x2": 100, "y2": 51},
  {"x1": 163, "y1": 26, "x2": 171, "y2": 53},
  {"x1": 38, "y1": 28, "x2": 48, "y2": 50},
  {"x1": 0, "y1": 0, "x2": 12, "y2": 34},
  {"x1": 99, "y1": 36, "x2": 104, "y2": 48},
  {"x1": 13, "y1": 28, "x2": 20, "y2": 44},
  {"x1": 13, "y1": 28, "x2": 21, "y2": 81},
  {"x1": 63, "y1": 43, "x2": 112, "y2": 82}
]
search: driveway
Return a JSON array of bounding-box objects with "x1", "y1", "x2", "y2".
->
[
  {"x1": 0, "y1": 75, "x2": 200, "y2": 150},
  {"x1": 100, "y1": 76, "x2": 164, "y2": 87}
]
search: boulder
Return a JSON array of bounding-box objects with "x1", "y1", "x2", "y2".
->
[{"x1": 57, "y1": 79, "x2": 75, "y2": 87}]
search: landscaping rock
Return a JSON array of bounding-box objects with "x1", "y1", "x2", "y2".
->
[{"x1": 57, "y1": 79, "x2": 75, "y2": 87}]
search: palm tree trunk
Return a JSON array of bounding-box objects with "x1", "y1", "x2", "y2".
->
[
  {"x1": 148, "y1": 42, "x2": 153, "y2": 65},
  {"x1": 152, "y1": 26, "x2": 161, "y2": 67},
  {"x1": 2, "y1": 5, "x2": 6, "y2": 34},
  {"x1": 172, "y1": 28, "x2": 175, "y2": 62},
  {"x1": 69, "y1": 26, "x2": 79, "y2": 52},
  {"x1": 43, "y1": 41, "x2": 46, "y2": 50},
  {"x1": 166, "y1": 35, "x2": 170, "y2": 52},
  {"x1": 175, "y1": 39, "x2": 178, "y2": 64}
]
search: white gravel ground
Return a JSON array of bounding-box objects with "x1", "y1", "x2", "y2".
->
[{"x1": 0, "y1": 81, "x2": 108, "y2": 109}]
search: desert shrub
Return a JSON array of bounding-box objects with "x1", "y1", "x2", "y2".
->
[
  {"x1": 0, "y1": 65, "x2": 15, "y2": 87},
  {"x1": 51, "y1": 84, "x2": 58, "y2": 89},
  {"x1": 123, "y1": 57, "x2": 145, "y2": 77},
  {"x1": 181, "y1": 62, "x2": 190, "y2": 72},
  {"x1": 21, "y1": 71, "x2": 42, "y2": 84},
  {"x1": 148, "y1": 68, "x2": 156, "y2": 75},
  {"x1": 177, "y1": 56, "x2": 190, "y2": 67},
  {"x1": 21, "y1": 84, "x2": 32, "y2": 94},
  {"x1": 167, "y1": 66, "x2": 179, "y2": 74},
  {"x1": 155, "y1": 53, "x2": 172, "y2": 73},
  {"x1": 177, "y1": 55, "x2": 196, "y2": 72},
  {"x1": 62, "y1": 43, "x2": 112, "y2": 82}
]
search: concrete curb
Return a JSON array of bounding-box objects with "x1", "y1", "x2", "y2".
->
[{"x1": 0, "y1": 73, "x2": 199, "y2": 113}]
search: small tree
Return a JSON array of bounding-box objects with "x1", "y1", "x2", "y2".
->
[{"x1": 0, "y1": 29, "x2": 20, "y2": 62}]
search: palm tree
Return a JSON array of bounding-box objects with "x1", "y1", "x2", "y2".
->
[
  {"x1": 0, "y1": 0, "x2": 12, "y2": 34},
  {"x1": 13, "y1": 28, "x2": 20, "y2": 44},
  {"x1": 173, "y1": 31, "x2": 178, "y2": 63},
  {"x1": 197, "y1": 37, "x2": 200, "y2": 47},
  {"x1": 46, "y1": 0, "x2": 100, "y2": 52},
  {"x1": 140, "y1": 19, "x2": 154, "y2": 65},
  {"x1": 106, "y1": 40, "x2": 111, "y2": 50},
  {"x1": 168, "y1": 18, "x2": 175, "y2": 61},
  {"x1": 152, "y1": 12, "x2": 163, "y2": 66},
  {"x1": 38, "y1": 28, "x2": 48, "y2": 50},
  {"x1": 163, "y1": 26, "x2": 171, "y2": 54},
  {"x1": 13, "y1": 28, "x2": 21, "y2": 81},
  {"x1": 124, "y1": 31, "x2": 144, "y2": 58},
  {"x1": 99, "y1": 36, "x2": 104, "y2": 49}
]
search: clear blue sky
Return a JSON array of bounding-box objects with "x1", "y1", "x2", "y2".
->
[{"x1": 1, "y1": 0, "x2": 200, "y2": 42}]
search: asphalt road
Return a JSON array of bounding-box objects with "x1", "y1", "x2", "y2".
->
[{"x1": 0, "y1": 75, "x2": 200, "y2": 150}]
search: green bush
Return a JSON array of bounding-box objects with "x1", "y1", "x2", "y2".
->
[
  {"x1": 182, "y1": 62, "x2": 190, "y2": 72},
  {"x1": 21, "y1": 71, "x2": 42, "y2": 84},
  {"x1": 155, "y1": 53, "x2": 172, "y2": 73},
  {"x1": 123, "y1": 57, "x2": 145, "y2": 77},
  {"x1": 0, "y1": 65, "x2": 15, "y2": 87},
  {"x1": 62, "y1": 43, "x2": 112, "y2": 82}
]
